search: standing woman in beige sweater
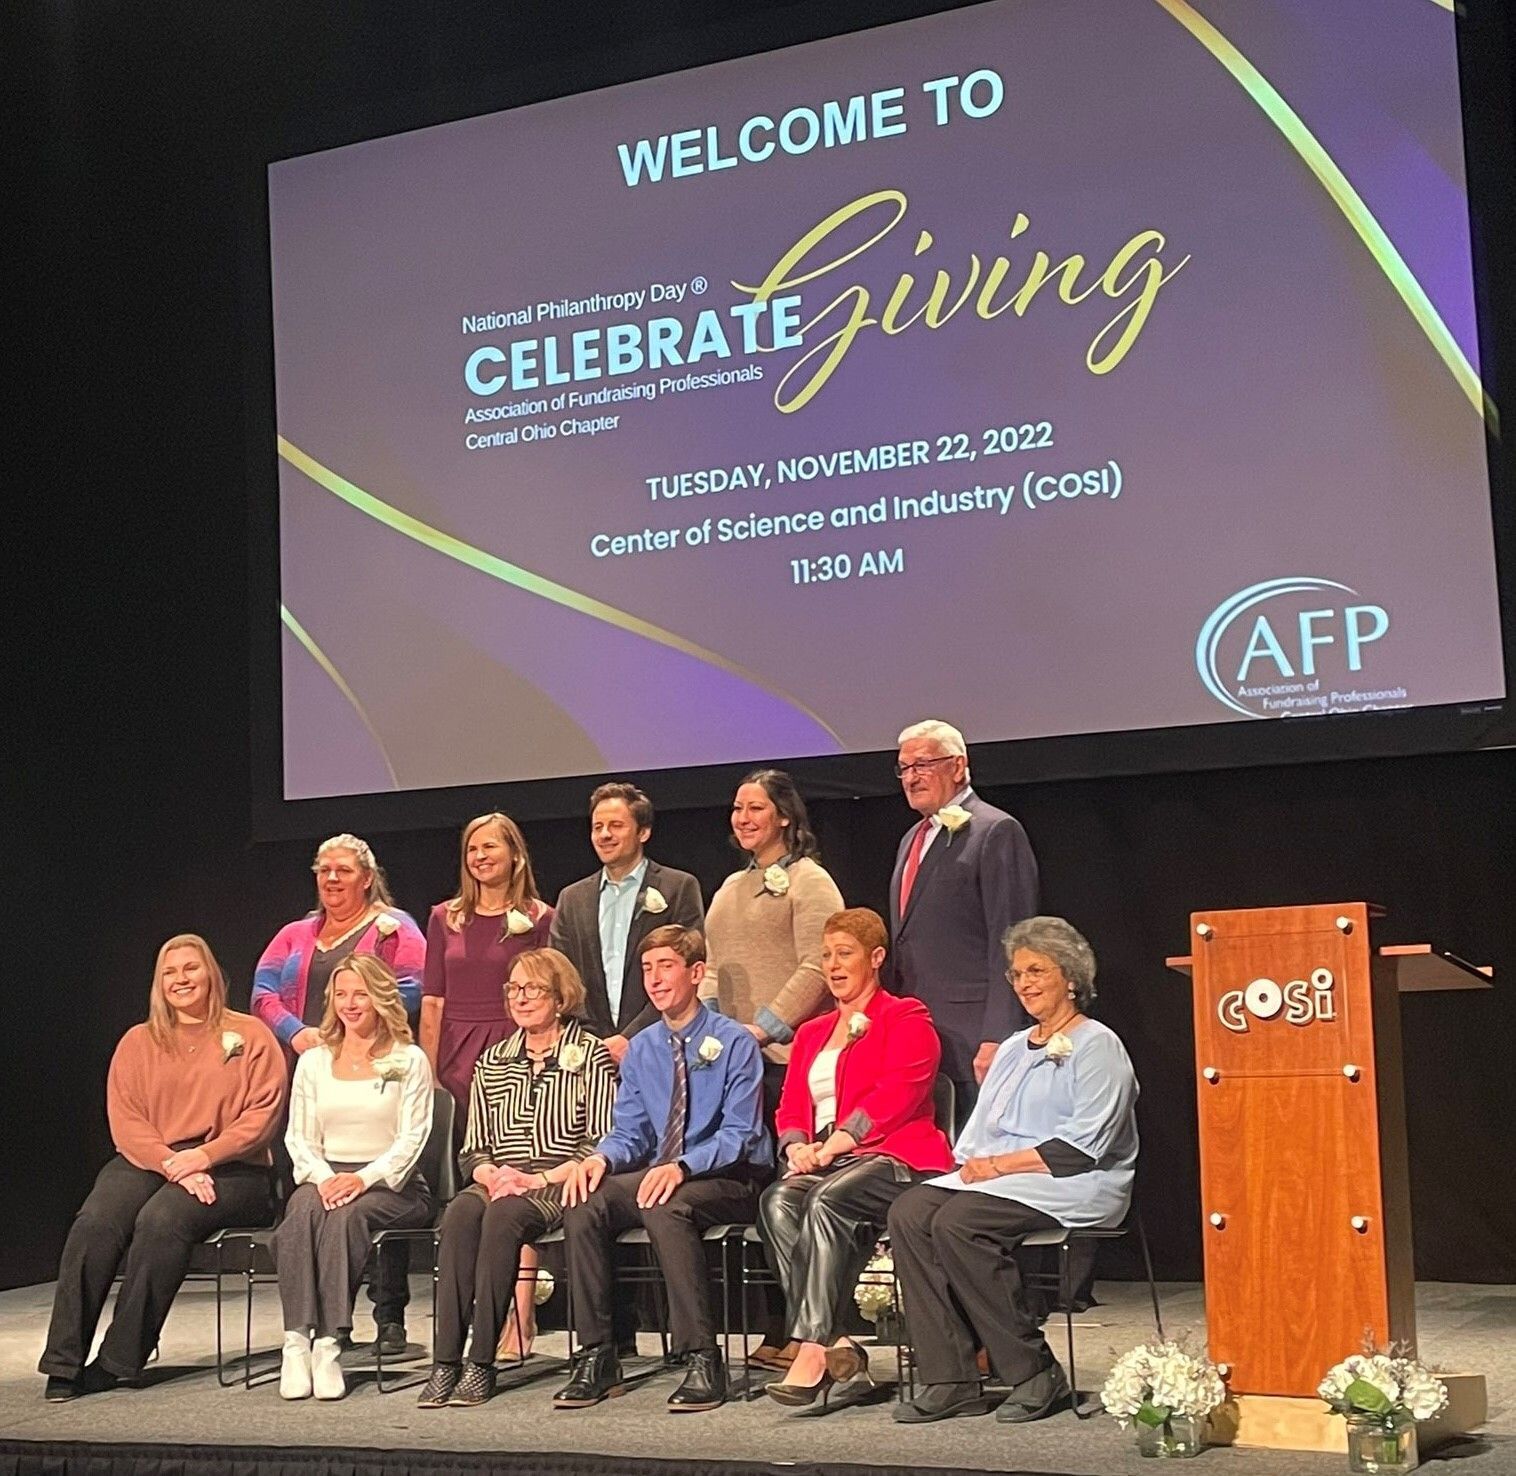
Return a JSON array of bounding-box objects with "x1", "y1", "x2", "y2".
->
[
  {"x1": 703, "y1": 768, "x2": 844, "y2": 1370},
  {"x1": 703, "y1": 768, "x2": 844, "y2": 1074}
]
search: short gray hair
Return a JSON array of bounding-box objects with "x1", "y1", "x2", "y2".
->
[
  {"x1": 896, "y1": 718, "x2": 971, "y2": 780},
  {"x1": 1003, "y1": 916, "x2": 1097, "y2": 1009}
]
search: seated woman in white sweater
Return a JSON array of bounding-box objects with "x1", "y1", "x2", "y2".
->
[{"x1": 272, "y1": 953, "x2": 434, "y2": 1400}]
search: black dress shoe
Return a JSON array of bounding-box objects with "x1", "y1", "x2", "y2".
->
[
  {"x1": 77, "y1": 1363, "x2": 119, "y2": 1397},
  {"x1": 553, "y1": 1345, "x2": 625, "y2": 1408},
  {"x1": 377, "y1": 1322, "x2": 409, "y2": 1357},
  {"x1": 44, "y1": 1377, "x2": 79, "y2": 1403},
  {"x1": 447, "y1": 1360, "x2": 497, "y2": 1407},
  {"x1": 891, "y1": 1380, "x2": 995, "y2": 1423},
  {"x1": 667, "y1": 1346, "x2": 726, "y2": 1412},
  {"x1": 995, "y1": 1361, "x2": 1071, "y2": 1422},
  {"x1": 416, "y1": 1362, "x2": 461, "y2": 1408}
]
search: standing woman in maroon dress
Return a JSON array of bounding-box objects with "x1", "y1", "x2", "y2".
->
[
  {"x1": 422, "y1": 813, "x2": 554, "y2": 1114},
  {"x1": 422, "y1": 813, "x2": 554, "y2": 1358}
]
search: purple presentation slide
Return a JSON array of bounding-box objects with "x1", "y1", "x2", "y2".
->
[{"x1": 269, "y1": 0, "x2": 1503, "y2": 800}]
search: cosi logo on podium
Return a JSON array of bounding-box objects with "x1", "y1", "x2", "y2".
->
[
  {"x1": 1217, "y1": 968, "x2": 1337, "y2": 1033},
  {"x1": 1195, "y1": 577, "x2": 1403, "y2": 719}
]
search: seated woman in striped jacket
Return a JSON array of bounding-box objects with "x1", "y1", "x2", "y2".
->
[{"x1": 420, "y1": 948, "x2": 617, "y2": 1409}]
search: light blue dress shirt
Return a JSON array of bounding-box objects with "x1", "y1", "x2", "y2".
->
[
  {"x1": 928, "y1": 1019, "x2": 1139, "y2": 1227},
  {"x1": 595, "y1": 1004, "x2": 773, "y2": 1179},
  {"x1": 598, "y1": 858, "x2": 648, "y2": 1025}
]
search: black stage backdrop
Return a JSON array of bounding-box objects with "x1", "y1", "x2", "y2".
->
[{"x1": 10, "y1": 1, "x2": 1515, "y2": 1293}]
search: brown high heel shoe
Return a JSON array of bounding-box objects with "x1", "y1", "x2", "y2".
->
[
  {"x1": 824, "y1": 1339, "x2": 871, "y2": 1384},
  {"x1": 765, "y1": 1370, "x2": 835, "y2": 1407}
]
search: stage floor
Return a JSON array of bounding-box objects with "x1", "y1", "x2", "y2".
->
[{"x1": 0, "y1": 1278, "x2": 1510, "y2": 1474}]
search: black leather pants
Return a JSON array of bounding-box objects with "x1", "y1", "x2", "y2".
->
[{"x1": 758, "y1": 1155, "x2": 917, "y2": 1345}]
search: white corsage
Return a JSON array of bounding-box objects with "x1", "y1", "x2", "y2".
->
[
  {"x1": 936, "y1": 805, "x2": 971, "y2": 844},
  {"x1": 694, "y1": 1035, "x2": 724, "y2": 1068},
  {"x1": 374, "y1": 913, "x2": 399, "y2": 937},
  {"x1": 846, "y1": 1012, "x2": 870, "y2": 1042},
  {"x1": 374, "y1": 1052, "x2": 410, "y2": 1090},
  {"x1": 1044, "y1": 1031, "x2": 1074, "y2": 1062},
  {"x1": 221, "y1": 1031, "x2": 245, "y2": 1063},
  {"x1": 761, "y1": 864, "x2": 790, "y2": 896},
  {"x1": 640, "y1": 886, "x2": 668, "y2": 915},
  {"x1": 559, "y1": 1042, "x2": 587, "y2": 1073},
  {"x1": 505, "y1": 907, "x2": 534, "y2": 936}
]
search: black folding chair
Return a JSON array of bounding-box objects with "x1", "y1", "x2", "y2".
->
[
  {"x1": 371, "y1": 1086, "x2": 459, "y2": 1392},
  {"x1": 1019, "y1": 1201, "x2": 1163, "y2": 1417}
]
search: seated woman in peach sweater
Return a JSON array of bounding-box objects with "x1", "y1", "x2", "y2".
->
[{"x1": 39, "y1": 934, "x2": 285, "y2": 1401}]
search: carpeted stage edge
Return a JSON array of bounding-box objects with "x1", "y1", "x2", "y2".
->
[{"x1": 0, "y1": 1443, "x2": 1050, "y2": 1476}]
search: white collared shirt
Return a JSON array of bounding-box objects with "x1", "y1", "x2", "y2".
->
[{"x1": 917, "y1": 786, "x2": 972, "y2": 863}]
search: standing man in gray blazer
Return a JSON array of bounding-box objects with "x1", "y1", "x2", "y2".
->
[
  {"x1": 888, "y1": 720, "x2": 1039, "y2": 1114},
  {"x1": 550, "y1": 782, "x2": 705, "y2": 1064}
]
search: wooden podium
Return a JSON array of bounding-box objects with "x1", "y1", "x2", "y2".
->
[{"x1": 1167, "y1": 902, "x2": 1490, "y2": 1450}]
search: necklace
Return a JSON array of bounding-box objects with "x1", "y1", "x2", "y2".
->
[{"x1": 1030, "y1": 1008, "x2": 1080, "y2": 1045}]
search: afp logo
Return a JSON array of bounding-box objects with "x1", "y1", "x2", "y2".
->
[
  {"x1": 1195, "y1": 578, "x2": 1390, "y2": 718},
  {"x1": 1217, "y1": 969, "x2": 1337, "y2": 1033}
]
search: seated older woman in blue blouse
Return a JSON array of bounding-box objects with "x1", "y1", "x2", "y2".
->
[{"x1": 887, "y1": 915, "x2": 1137, "y2": 1427}]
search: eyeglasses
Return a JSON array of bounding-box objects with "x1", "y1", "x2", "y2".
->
[
  {"x1": 506, "y1": 982, "x2": 549, "y2": 1000},
  {"x1": 1006, "y1": 964, "x2": 1060, "y2": 984},
  {"x1": 894, "y1": 756, "x2": 956, "y2": 778}
]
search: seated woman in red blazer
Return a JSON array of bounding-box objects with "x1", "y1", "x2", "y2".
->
[{"x1": 757, "y1": 907, "x2": 954, "y2": 1405}]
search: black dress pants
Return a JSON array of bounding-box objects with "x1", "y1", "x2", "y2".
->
[
  {"x1": 562, "y1": 1169, "x2": 757, "y2": 1354},
  {"x1": 886, "y1": 1184, "x2": 1060, "y2": 1387},
  {"x1": 758, "y1": 1155, "x2": 918, "y2": 1345},
  {"x1": 434, "y1": 1183, "x2": 555, "y2": 1363},
  {"x1": 39, "y1": 1155, "x2": 272, "y2": 1381}
]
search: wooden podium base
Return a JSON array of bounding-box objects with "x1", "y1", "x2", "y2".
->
[{"x1": 1209, "y1": 1375, "x2": 1487, "y2": 1453}]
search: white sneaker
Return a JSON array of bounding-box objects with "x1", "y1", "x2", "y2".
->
[
  {"x1": 280, "y1": 1331, "x2": 312, "y2": 1400},
  {"x1": 311, "y1": 1336, "x2": 346, "y2": 1400}
]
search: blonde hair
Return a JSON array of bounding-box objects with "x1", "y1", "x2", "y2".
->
[
  {"x1": 445, "y1": 812, "x2": 540, "y2": 931},
  {"x1": 312, "y1": 833, "x2": 396, "y2": 910},
  {"x1": 509, "y1": 947, "x2": 588, "y2": 1020},
  {"x1": 318, "y1": 953, "x2": 414, "y2": 1054},
  {"x1": 147, "y1": 933, "x2": 229, "y2": 1051}
]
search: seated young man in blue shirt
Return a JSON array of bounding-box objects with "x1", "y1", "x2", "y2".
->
[{"x1": 556, "y1": 925, "x2": 771, "y2": 1412}]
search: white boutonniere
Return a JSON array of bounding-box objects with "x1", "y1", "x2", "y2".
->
[
  {"x1": 505, "y1": 907, "x2": 534, "y2": 936},
  {"x1": 374, "y1": 1051, "x2": 410, "y2": 1090},
  {"x1": 559, "y1": 1042, "x2": 587, "y2": 1073},
  {"x1": 761, "y1": 864, "x2": 790, "y2": 896},
  {"x1": 846, "y1": 1012, "x2": 870, "y2": 1042},
  {"x1": 1044, "y1": 1032, "x2": 1074, "y2": 1062},
  {"x1": 936, "y1": 805, "x2": 971, "y2": 845},
  {"x1": 221, "y1": 1031, "x2": 245, "y2": 1063},
  {"x1": 694, "y1": 1035, "x2": 723, "y2": 1068},
  {"x1": 374, "y1": 912, "x2": 400, "y2": 937},
  {"x1": 640, "y1": 886, "x2": 668, "y2": 915}
]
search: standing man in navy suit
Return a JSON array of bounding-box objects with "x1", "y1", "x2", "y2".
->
[{"x1": 888, "y1": 720, "x2": 1039, "y2": 1115}]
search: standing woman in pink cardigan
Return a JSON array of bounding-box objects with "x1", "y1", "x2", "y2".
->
[
  {"x1": 251, "y1": 833, "x2": 425, "y2": 1055},
  {"x1": 40, "y1": 935, "x2": 284, "y2": 1401},
  {"x1": 251, "y1": 832, "x2": 426, "y2": 1349}
]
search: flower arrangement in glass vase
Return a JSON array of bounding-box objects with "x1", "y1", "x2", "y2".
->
[
  {"x1": 1101, "y1": 1339, "x2": 1226, "y2": 1458},
  {"x1": 1319, "y1": 1345, "x2": 1447, "y2": 1474},
  {"x1": 852, "y1": 1241, "x2": 901, "y2": 1341}
]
